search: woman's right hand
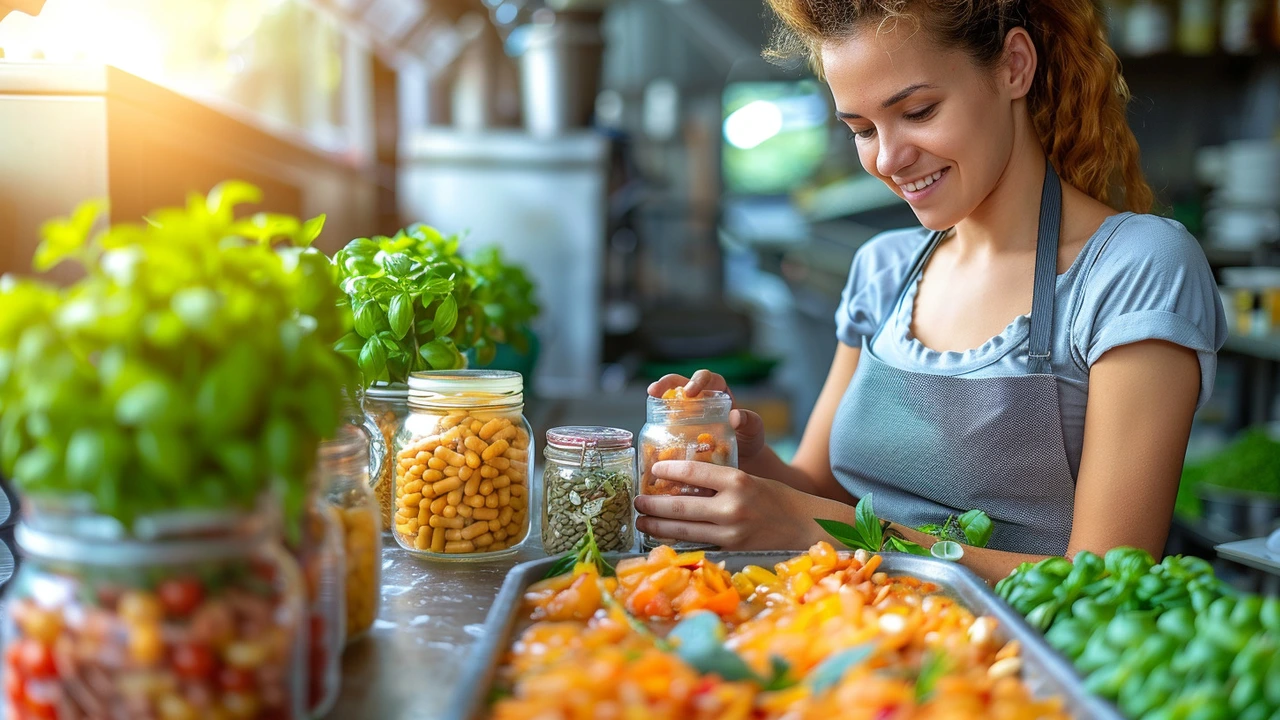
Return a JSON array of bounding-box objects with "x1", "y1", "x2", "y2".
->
[{"x1": 646, "y1": 369, "x2": 767, "y2": 463}]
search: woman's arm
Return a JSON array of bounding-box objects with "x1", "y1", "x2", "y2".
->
[{"x1": 890, "y1": 339, "x2": 1202, "y2": 585}]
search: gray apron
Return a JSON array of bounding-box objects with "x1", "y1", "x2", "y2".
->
[{"x1": 830, "y1": 165, "x2": 1075, "y2": 555}]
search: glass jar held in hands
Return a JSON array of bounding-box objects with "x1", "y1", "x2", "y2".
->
[{"x1": 638, "y1": 370, "x2": 765, "y2": 550}]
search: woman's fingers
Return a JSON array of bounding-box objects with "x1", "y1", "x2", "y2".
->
[
  {"x1": 650, "y1": 461, "x2": 744, "y2": 493},
  {"x1": 633, "y1": 516, "x2": 734, "y2": 547},
  {"x1": 647, "y1": 374, "x2": 690, "y2": 398},
  {"x1": 684, "y1": 369, "x2": 732, "y2": 400}
]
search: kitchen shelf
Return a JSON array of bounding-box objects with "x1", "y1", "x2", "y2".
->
[{"x1": 1222, "y1": 333, "x2": 1280, "y2": 362}]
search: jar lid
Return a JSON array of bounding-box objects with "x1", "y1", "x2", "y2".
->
[
  {"x1": 364, "y1": 381, "x2": 409, "y2": 400},
  {"x1": 547, "y1": 426, "x2": 633, "y2": 450},
  {"x1": 408, "y1": 370, "x2": 523, "y2": 396}
]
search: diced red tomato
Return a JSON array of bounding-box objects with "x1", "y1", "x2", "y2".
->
[
  {"x1": 172, "y1": 643, "x2": 217, "y2": 680},
  {"x1": 157, "y1": 578, "x2": 205, "y2": 618},
  {"x1": 15, "y1": 641, "x2": 55, "y2": 679}
]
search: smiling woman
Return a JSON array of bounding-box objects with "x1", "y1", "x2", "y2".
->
[{"x1": 632, "y1": 0, "x2": 1228, "y2": 584}]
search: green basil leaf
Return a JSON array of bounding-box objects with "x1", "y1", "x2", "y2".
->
[
  {"x1": 359, "y1": 337, "x2": 388, "y2": 382},
  {"x1": 379, "y1": 251, "x2": 414, "y2": 277},
  {"x1": 957, "y1": 509, "x2": 993, "y2": 548},
  {"x1": 434, "y1": 296, "x2": 458, "y2": 337},
  {"x1": 668, "y1": 612, "x2": 758, "y2": 683},
  {"x1": 353, "y1": 300, "x2": 386, "y2": 338},
  {"x1": 422, "y1": 278, "x2": 453, "y2": 297},
  {"x1": 855, "y1": 494, "x2": 883, "y2": 552},
  {"x1": 65, "y1": 427, "x2": 105, "y2": 489},
  {"x1": 297, "y1": 214, "x2": 325, "y2": 247},
  {"x1": 388, "y1": 293, "x2": 414, "y2": 340},
  {"x1": 206, "y1": 180, "x2": 262, "y2": 220},
  {"x1": 887, "y1": 537, "x2": 932, "y2": 557},
  {"x1": 762, "y1": 656, "x2": 795, "y2": 692},
  {"x1": 807, "y1": 644, "x2": 875, "y2": 694},
  {"x1": 136, "y1": 427, "x2": 188, "y2": 484},
  {"x1": 814, "y1": 519, "x2": 870, "y2": 552},
  {"x1": 419, "y1": 339, "x2": 455, "y2": 370},
  {"x1": 114, "y1": 380, "x2": 173, "y2": 426},
  {"x1": 334, "y1": 331, "x2": 364, "y2": 359}
]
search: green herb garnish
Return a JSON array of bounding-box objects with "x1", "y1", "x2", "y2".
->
[{"x1": 816, "y1": 494, "x2": 992, "y2": 559}]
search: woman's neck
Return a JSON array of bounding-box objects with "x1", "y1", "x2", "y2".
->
[{"x1": 951, "y1": 114, "x2": 1048, "y2": 259}]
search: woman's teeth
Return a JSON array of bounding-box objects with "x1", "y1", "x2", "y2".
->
[{"x1": 903, "y1": 169, "x2": 944, "y2": 192}]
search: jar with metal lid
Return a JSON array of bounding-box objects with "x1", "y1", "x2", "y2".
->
[
  {"x1": 638, "y1": 390, "x2": 737, "y2": 550},
  {"x1": 317, "y1": 411, "x2": 383, "y2": 645},
  {"x1": 392, "y1": 370, "x2": 533, "y2": 559},
  {"x1": 3, "y1": 502, "x2": 307, "y2": 719},
  {"x1": 542, "y1": 427, "x2": 636, "y2": 555},
  {"x1": 363, "y1": 383, "x2": 409, "y2": 530}
]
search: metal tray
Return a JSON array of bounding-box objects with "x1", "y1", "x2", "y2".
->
[{"x1": 446, "y1": 551, "x2": 1122, "y2": 720}]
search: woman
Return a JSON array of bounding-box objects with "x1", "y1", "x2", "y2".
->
[{"x1": 634, "y1": 0, "x2": 1226, "y2": 583}]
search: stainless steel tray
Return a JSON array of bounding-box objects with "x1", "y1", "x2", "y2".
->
[{"x1": 446, "y1": 551, "x2": 1122, "y2": 720}]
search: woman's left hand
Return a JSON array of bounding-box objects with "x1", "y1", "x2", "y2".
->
[{"x1": 632, "y1": 461, "x2": 820, "y2": 550}]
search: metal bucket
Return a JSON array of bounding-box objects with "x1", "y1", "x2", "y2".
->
[{"x1": 519, "y1": 14, "x2": 604, "y2": 136}]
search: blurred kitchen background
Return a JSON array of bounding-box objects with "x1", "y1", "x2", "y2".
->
[{"x1": 2, "y1": 0, "x2": 1280, "y2": 587}]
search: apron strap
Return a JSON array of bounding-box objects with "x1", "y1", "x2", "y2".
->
[{"x1": 1027, "y1": 163, "x2": 1063, "y2": 375}]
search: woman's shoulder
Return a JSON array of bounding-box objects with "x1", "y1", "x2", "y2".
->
[{"x1": 1090, "y1": 212, "x2": 1207, "y2": 269}]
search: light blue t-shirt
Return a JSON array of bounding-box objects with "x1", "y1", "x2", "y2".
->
[{"x1": 835, "y1": 212, "x2": 1228, "y2": 478}]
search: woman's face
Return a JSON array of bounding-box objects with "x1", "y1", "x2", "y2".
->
[{"x1": 822, "y1": 23, "x2": 1017, "y2": 230}]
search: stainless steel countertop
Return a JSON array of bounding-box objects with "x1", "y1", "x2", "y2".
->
[{"x1": 331, "y1": 533, "x2": 550, "y2": 720}]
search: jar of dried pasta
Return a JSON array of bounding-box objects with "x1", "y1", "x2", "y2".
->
[{"x1": 391, "y1": 371, "x2": 533, "y2": 559}]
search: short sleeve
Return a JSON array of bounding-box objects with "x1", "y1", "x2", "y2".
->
[
  {"x1": 835, "y1": 228, "x2": 931, "y2": 347},
  {"x1": 1072, "y1": 215, "x2": 1227, "y2": 409}
]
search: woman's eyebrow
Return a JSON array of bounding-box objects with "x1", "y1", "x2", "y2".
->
[{"x1": 835, "y1": 83, "x2": 938, "y2": 119}]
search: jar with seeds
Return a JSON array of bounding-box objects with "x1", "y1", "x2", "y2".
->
[{"x1": 541, "y1": 427, "x2": 636, "y2": 555}]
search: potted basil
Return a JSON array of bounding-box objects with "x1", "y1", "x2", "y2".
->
[
  {"x1": 0, "y1": 182, "x2": 352, "y2": 720},
  {"x1": 331, "y1": 225, "x2": 539, "y2": 527}
]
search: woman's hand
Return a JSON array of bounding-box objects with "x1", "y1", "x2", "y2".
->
[
  {"x1": 633, "y1": 461, "x2": 822, "y2": 550},
  {"x1": 646, "y1": 369, "x2": 766, "y2": 463}
]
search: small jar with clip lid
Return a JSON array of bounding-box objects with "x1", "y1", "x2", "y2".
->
[
  {"x1": 541, "y1": 427, "x2": 636, "y2": 555},
  {"x1": 392, "y1": 370, "x2": 533, "y2": 559}
]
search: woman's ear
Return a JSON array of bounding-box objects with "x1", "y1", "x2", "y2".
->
[{"x1": 1002, "y1": 27, "x2": 1037, "y2": 100}]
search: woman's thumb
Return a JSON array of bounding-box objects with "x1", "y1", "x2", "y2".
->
[{"x1": 729, "y1": 408, "x2": 765, "y2": 458}]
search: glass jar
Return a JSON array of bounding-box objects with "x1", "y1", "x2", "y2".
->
[
  {"x1": 363, "y1": 383, "x2": 409, "y2": 531},
  {"x1": 317, "y1": 416, "x2": 383, "y2": 645},
  {"x1": 542, "y1": 427, "x2": 636, "y2": 555},
  {"x1": 3, "y1": 506, "x2": 307, "y2": 719},
  {"x1": 289, "y1": 496, "x2": 345, "y2": 718},
  {"x1": 638, "y1": 390, "x2": 738, "y2": 550},
  {"x1": 393, "y1": 370, "x2": 533, "y2": 560}
]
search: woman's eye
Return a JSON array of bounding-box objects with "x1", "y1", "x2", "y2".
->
[
  {"x1": 851, "y1": 127, "x2": 876, "y2": 140},
  {"x1": 905, "y1": 104, "x2": 938, "y2": 122}
]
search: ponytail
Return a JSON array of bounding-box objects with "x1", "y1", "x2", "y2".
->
[
  {"x1": 1024, "y1": 0, "x2": 1153, "y2": 212},
  {"x1": 765, "y1": 0, "x2": 1155, "y2": 213}
]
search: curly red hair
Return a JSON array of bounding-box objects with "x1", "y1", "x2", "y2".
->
[{"x1": 765, "y1": 0, "x2": 1153, "y2": 213}]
